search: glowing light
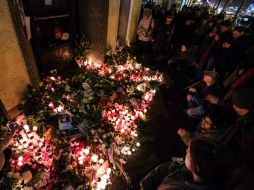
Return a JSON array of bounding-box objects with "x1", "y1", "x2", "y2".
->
[
  {"x1": 91, "y1": 154, "x2": 98, "y2": 163},
  {"x1": 83, "y1": 148, "x2": 90, "y2": 155},
  {"x1": 106, "y1": 168, "x2": 111, "y2": 175},
  {"x1": 99, "y1": 159, "x2": 104, "y2": 164},
  {"x1": 56, "y1": 105, "x2": 64, "y2": 112},
  {"x1": 23, "y1": 125, "x2": 30, "y2": 132},
  {"x1": 33, "y1": 126, "x2": 38, "y2": 131},
  {"x1": 18, "y1": 161, "x2": 23, "y2": 166},
  {"x1": 48, "y1": 102, "x2": 55, "y2": 110},
  {"x1": 8, "y1": 53, "x2": 163, "y2": 189}
]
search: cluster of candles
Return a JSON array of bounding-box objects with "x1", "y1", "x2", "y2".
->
[
  {"x1": 8, "y1": 57, "x2": 162, "y2": 189},
  {"x1": 102, "y1": 103, "x2": 138, "y2": 134},
  {"x1": 69, "y1": 141, "x2": 112, "y2": 190},
  {"x1": 12, "y1": 124, "x2": 55, "y2": 169},
  {"x1": 76, "y1": 58, "x2": 163, "y2": 83}
]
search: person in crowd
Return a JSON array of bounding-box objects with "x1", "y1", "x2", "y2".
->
[
  {"x1": 0, "y1": 114, "x2": 24, "y2": 178},
  {"x1": 167, "y1": 4, "x2": 177, "y2": 17},
  {"x1": 165, "y1": 15, "x2": 175, "y2": 54},
  {"x1": 0, "y1": 125, "x2": 18, "y2": 178},
  {"x1": 136, "y1": 9, "x2": 155, "y2": 59},
  {"x1": 207, "y1": 20, "x2": 232, "y2": 64},
  {"x1": 222, "y1": 43, "x2": 254, "y2": 92},
  {"x1": 168, "y1": 44, "x2": 191, "y2": 81},
  {"x1": 186, "y1": 71, "x2": 221, "y2": 119},
  {"x1": 198, "y1": 24, "x2": 220, "y2": 59},
  {"x1": 178, "y1": 106, "x2": 226, "y2": 145},
  {"x1": 228, "y1": 27, "x2": 252, "y2": 68},
  {"x1": 190, "y1": 17, "x2": 210, "y2": 62},
  {"x1": 218, "y1": 20, "x2": 232, "y2": 43},
  {"x1": 169, "y1": 5, "x2": 189, "y2": 56},
  {"x1": 152, "y1": 15, "x2": 168, "y2": 55},
  {"x1": 196, "y1": 24, "x2": 220, "y2": 80},
  {"x1": 206, "y1": 88, "x2": 254, "y2": 190},
  {"x1": 180, "y1": 16, "x2": 196, "y2": 50},
  {"x1": 218, "y1": 88, "x2": 254, "y2": 168},
  {"x1": 214, "y1": 33, "x2": 233, "y2": 80},
  {"x1": 153, "y1": 5, "x2": 164, "y2": 24},
  {"x1": 140, "y1": 137, "x2": 232, "y2": 190},
  {"x1": 196, "y1": 20, "x2": 232, "y2": 80}
]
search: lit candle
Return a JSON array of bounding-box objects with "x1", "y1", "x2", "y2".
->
[{"x1": 48, "y1": 102, "x2": 55, "y2": 110}]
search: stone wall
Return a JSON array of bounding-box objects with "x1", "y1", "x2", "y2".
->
[
  {"x1": 0, "y1": 1, "x2": 31, "y2": 111},
  {"x1": 126, "y1": 0, "x2": 142, "y2": 45},
  {"x1": 79, "y1": 0, "x2": 109, "y2": 64},
  {"x1": 107, "y1": 0, "x2": 121, "y2": 49},
  {"x1": 117, "y1": 0, "x2": 131, "y2": 45}
]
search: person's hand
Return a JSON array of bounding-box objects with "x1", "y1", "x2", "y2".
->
[
  {"x1": 187, "y1": 95, "x2": 192, "y2": 102},
  {"x1": 209, "y1": 31, "x2": 216, "y2": 37},
  {"x1": 177, "y1": 128, "x2": 187, "y2": 137},
  {"x1": 206, "y1": 94, "x2": 220, "y2": 104},
  {"x1": 189, "y1": 87, "x2": 196, "y2": 93},
  {"x1": 214, "y1": 34, "x2": 220, "y2": 41}
]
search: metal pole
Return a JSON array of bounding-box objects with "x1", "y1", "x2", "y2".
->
[
  {"x1": 235, "y1": 0, "x2": 246, "y2": 17},
  {"x1": 222, "y1": 0, "x2": 230, "y2": 13},
  {"x1": 213, "y1": 0, "x2": 219, "y2": 9},
  {"x1": 216, "y1": 0, "x2": 222, "y2": 10}
]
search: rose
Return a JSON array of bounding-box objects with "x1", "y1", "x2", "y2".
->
[{"x1": 32, "y1": 164, "x2": 37, "y2": 169}]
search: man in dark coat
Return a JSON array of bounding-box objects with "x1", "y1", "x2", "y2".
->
[
  {"x1": 218, "y1": 88, "x2": 254, "y2": 190},
  {"x1": 219, "y1": 88, "x2": 254, "y2": 167}
]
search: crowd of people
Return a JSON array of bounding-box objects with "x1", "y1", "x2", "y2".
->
[{"x1": 137, "y1": 3, "x2": 254, "y2": 190}]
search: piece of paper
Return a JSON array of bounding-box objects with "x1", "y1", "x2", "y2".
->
[
  {"x1": 22, "y1": 170, "x2": 33, "y2": 184},
  {"x1": 58, "y1": 114, "x2": 73, "y2": 131}
]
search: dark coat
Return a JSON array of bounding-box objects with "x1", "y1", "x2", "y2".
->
[
  {"x1": 188, "y1": 81, "x2": 221, "y2": 107},
  {"x1": 219, "y1": 111, "x2": 254, "y2": 169},
  {"x1": 181, "y1": 123, "x2": 225, "y2": 146},
  {"x1": 140, "y1": 162, "x2": 191, "y2": 190},
  {"x1": 140, "y1": 161, "x2": 225, "y2": 190}
]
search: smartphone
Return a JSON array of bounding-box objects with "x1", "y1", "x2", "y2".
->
[{"x1": 9, "y1": 123, "x2": 19, "y2": 132}]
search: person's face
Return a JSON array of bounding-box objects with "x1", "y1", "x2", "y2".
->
[
  {"x1": 181, "y1": 45, "x2": 188, "y2": 52},
  {"x1": 212, "y1": 26, "x2": 218, "y2": 33},
  {"x1": 202, "y1": 19, "x2": 208, "y2": 25},
  {"x1": 185, "y1": 20, "x2": 193, "y2": 26},
  {"x1": 166, "y1": 17, "x2": 173, "y2": 24},
  {"x1": 185, "y1": 147, "x2": 192, "y2": 171},
  {"x1": 143, "y1": 12, "x2": 150, "y2": 19},
  {"x1": 203, "y1": 74, "x2": 214, "y2": 85},
  {"x1": 201, "y1": 116, "x2": 213, "y2": 129},
  {"x1": 143, "y1": 14, "x2": 149, "y2": 19},
  {"x1": 222, "y1": 42, "x2": 231, "y2": 48},
  {"x1": 220, "y1": 26, "x2": 229, "y2": 33},
  {"x1": 232, "y1": 30, "x2": 243, "y2": 39}
]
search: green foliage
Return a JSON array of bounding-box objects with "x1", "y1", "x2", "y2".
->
[
  {"x1": 75, "y1": 34, "x2": 91, "y2": 59},
  {"x1": 105, "y1": 46, "x2": 133, "y2": 64}
]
